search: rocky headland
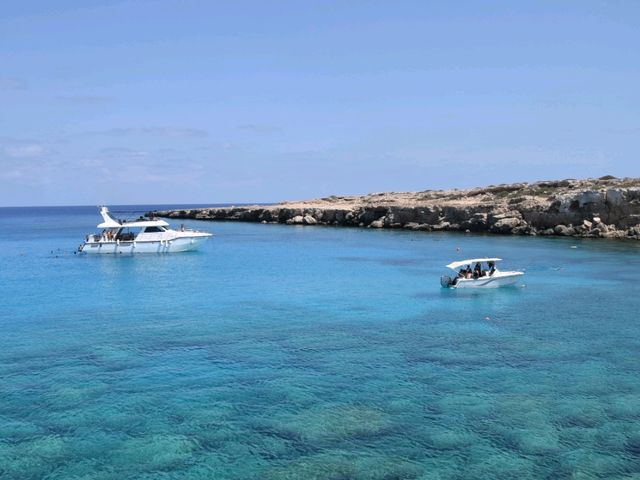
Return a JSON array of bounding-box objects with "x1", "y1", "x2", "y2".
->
[{"x1": 153, "y1": 176, "x2": 640, "y2": 240}]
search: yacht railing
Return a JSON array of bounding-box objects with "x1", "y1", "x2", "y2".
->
[{"x1": 86, "y1": 233, "x2": 136, "y2": 243}]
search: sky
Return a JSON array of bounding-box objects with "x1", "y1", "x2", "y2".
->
[{"x1": 1, "y1": 0, "x2": 639, "y2": 206}]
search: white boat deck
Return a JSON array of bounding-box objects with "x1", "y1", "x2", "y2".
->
[
  {"x1": 79, "y1": 207, "x2": 212, "y2": 254},
  {"x1": 441, "y1": 258, "x2": 524, "y2": 288}
]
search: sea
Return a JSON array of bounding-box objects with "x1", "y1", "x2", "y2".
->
[{"x1": 1, "y1": 205, "x2": 639, "y2": 479}]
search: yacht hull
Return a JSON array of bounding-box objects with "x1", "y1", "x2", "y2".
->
[
  {"x1": 80, "y1": 236, "x2": 208, "y2": 254},
  {"x1": 451, "y1": 271, "x2": 523, "y2": 288}
]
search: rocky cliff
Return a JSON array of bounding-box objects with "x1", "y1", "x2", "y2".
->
[{"x1": 153, "y1": 176, "x2": 640, "y2": 239}]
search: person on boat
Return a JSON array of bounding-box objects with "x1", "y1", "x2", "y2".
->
[
  {"x1": 465, "y1": 265, "x2": 472, "y2": 279},
  {"x1": 488, "y1": 261, "x2": 496, "y2": 276},
  {"x1": 474, "y1": 262, "x2": 482, "y2": 278}
]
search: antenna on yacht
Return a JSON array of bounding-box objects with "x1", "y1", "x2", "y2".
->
[{"x1": 98, "y1": 206, "x2": 121, "y2": 227}]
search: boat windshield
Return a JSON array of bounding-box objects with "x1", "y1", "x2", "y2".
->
[{"x1": 143, "y1": 226, "x2": 166, "y2": 233}]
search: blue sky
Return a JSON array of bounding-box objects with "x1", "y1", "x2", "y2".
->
[{"x1": 1, "y1": 1, "x2": 639, "y2": 206}]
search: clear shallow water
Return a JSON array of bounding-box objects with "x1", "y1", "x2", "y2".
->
[{"x1": 1, "y1": 206, "x2": 640, "y2": 479}]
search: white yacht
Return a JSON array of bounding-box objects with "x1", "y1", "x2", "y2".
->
[
  {"x1": 440, "y1": 258, "x2": 524, "y2": 288},
  {"x1": 79, "y1": 207, "x2": 212, "y2": 254}
]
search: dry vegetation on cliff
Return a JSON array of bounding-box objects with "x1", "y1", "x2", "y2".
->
[{"x1": 154, "y1": 177, "x2": 640, "y2": 239}]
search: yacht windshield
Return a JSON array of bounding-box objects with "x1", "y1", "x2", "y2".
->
[{"x1": 117, "y1": 228, "x2": 135, "y2": 241}]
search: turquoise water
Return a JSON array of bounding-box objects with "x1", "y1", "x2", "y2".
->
[{"x1": 1, "y1": 206, "x2": 640, "y2": 479}]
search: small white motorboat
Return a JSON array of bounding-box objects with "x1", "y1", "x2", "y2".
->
[
  {"x1": 79, "y1": 207, "x2": 212, "y2": 254},
  {"x1": 440, "y1": 258, "x2": 524, "y2": 288}
]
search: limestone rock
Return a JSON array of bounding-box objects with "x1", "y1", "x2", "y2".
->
[
  {"x1": 432, "y1": 221, "x2": 451, "y2": 231},
  {"x1": 554, "y1": 224, "x2": 574, "y2": 236},
  {"x1": 286, "y1": 215, "x2": 304, "y2": 225},
  {"x1": 151, "y1": 176, "x2": 640, "y2": 241},
  {"x1": 470, "y1": 212, "x2": 488, "y2": 228},
  {"x1": 491, "y1": 217, "x2": 522, "y2": 233},
  {"x1": 606, "y1": 189, "x2": 624, "y2": 206},
  {"x1": 512, "y1": 225, "x2": 531, "y2": 235}
]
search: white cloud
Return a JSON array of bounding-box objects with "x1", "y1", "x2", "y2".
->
[
  {"x1": 4, "y1": 144, "x2": 48, "y2": 158},
  {"x1": 237, "y1": 124, "x2": 282, "y2": 133},
  {"x1": 99, "y1": 147, "x2": 150, "y2": 157},
  {"x1": 96, "y1": 127, "x2": 208, "y2": 138}
]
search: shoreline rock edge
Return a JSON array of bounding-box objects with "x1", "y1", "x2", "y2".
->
[{"x1": 151, "y1": 177, "x2": 640, "y2": 240}]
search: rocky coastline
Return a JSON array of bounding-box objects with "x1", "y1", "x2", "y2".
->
[{"x1": 152, "y1": 177, "x2": 640, "y2": 240}]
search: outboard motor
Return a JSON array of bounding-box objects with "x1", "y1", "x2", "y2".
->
[{"x1": 440, "y1": 275, "x2": 453, "y2": 288}]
